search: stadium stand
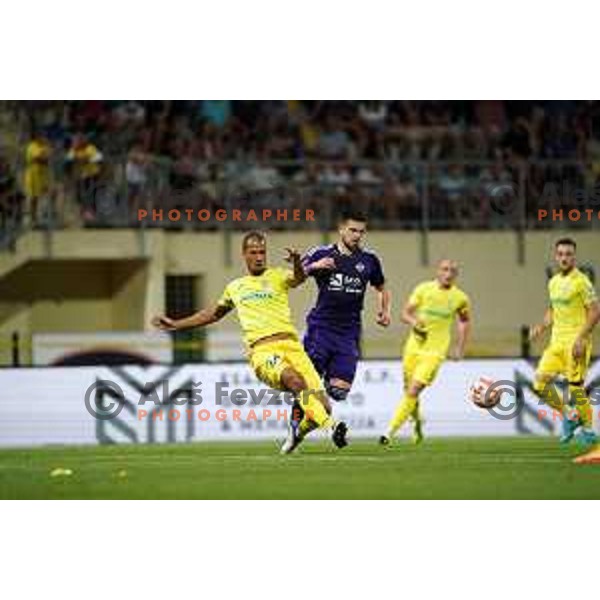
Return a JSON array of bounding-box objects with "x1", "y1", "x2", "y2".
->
[{"x1": 0, "y1": 101, "x2": 599, "y2": 365}]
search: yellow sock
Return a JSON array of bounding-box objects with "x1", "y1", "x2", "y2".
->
[
  {"x1": 569, "y1": 384, "x2": 592, "y2": 427},
  {"x1": 387, "y1": 393, "x2": 418, "y2": 438},
  {"x1": 410, "y1": 398, "x2": 421, "y2": 422},
  {"x1": 298, "y1": 389, "x2": 335, "y2": 431}
]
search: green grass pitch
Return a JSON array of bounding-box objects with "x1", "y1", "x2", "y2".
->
[{"x1": 0, "y1": 437, "x2": 598, "y2": 499}]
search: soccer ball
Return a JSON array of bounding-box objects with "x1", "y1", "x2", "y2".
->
[{"x1": 469, "y1": 375, "x2": 501, "y2": 409}]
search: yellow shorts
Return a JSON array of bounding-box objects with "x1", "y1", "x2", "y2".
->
[
  {"x1": 249, "y1": 338, "x2": 323, "y2": 394},
  {"x1": 403, "y1": 352, "x2": 445, "y2": 387},
  {"x1": 537, "y1": 339, "x2": 592, "y2": 383}
]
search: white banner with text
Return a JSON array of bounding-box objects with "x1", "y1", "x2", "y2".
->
[{"x1": 0, "y1": 359, "x2": 598, "y2": 447}]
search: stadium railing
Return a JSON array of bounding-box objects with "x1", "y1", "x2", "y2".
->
[{"x1": 1, "y1": 151, "x2": 599, "y2": 250}]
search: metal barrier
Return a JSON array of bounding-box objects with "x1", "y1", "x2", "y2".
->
[{"x1": 2, "y1": 148, "x2": 600, "y2": 240}]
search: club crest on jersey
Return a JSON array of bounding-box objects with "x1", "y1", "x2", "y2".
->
[
  {"x1": 355, "y1": 262, "x2": 365, "y2": 273},
  {"x1": 265, "y1": 354, "x2": 282, "y2": 369}
]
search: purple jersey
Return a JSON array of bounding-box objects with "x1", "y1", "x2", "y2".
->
[{"x1": 302, "y1": 244, "x2": 385, "y2": 338}]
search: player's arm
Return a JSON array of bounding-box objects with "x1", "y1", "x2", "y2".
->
[
  {"x1": 529, "y1": 307, "x2": 553, "y2": 341},
  {"x1": 451, "y1": 305, "x2": 471, "y2": 360},
  {"x1": 579, "y1": 301, "x2": 600, "y2": 338},
  {"x1": 374, "y1": 284, "x2": 391, "y2": 327},
  {"x1": 284, "y1": 247, "x2": 308, "y2": 288},
  {"x1": 301, "y1": 247, "x2": 335, "y2": 276},
  {"x1": 151, "y1": 303, "x2": 232, "y2": 331},
  {"x1": 573, "y1": 288, "x2": 600, "y2": 358},
  {"x1": 370, "y1": 254, "x2": 390, "y2": 326},
  {"x1": 401, "y1": 299, "x2": 427, "y2": 338},
  {"x1": 401, "y1": 284, "x2": 427, "y2": 336}
]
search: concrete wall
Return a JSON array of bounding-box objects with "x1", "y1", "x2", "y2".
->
[{"x1": 0, "y1": 228, "x2": 599, "y2": 364}]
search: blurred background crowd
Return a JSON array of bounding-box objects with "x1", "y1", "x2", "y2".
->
[{"x1": 1, "y1": 100, "x2": 600, "y2": 242}]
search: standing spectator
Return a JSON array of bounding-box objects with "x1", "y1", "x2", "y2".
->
[
  {"x1": 23, "y1": 131, "x2": 52, "y2": 225},
  {"x1": 125, "y1": 143, "x2": 149, "y2": 216},
  {"x1": 66, "y1": 133, "x2": 103, "y2": 221}
]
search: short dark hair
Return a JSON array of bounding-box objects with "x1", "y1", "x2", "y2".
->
[
  {"x1": 555, "y1": 237, "x2": 577, "y2": 250},
  {"x1": 339, "y1": 210, "x2": 368, "y2": 225},
  {"x1": 242, "y1": 231, "x2": 267, "y2": 250}
]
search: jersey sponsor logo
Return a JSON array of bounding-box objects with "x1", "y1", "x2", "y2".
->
[
  {"x1": 327, "y1": 273, "x2": 364, "y2": 294},
  {"x1": 239, "y1": 290, "x2": 275, "y2": 302},
  {"x1": 421, "y1": 307, "x2": 453, "y2": 318}
]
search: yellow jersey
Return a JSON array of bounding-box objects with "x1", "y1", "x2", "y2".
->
[
  {"x1": 67, "y1": 143, "x2": 102, "y2": 179},
  {"x1": 217, "y1": 267, "x2": 299, "y2": 347},
  {"x1": 404, "y1": 280, "x2": 471, "y2": 357},
  {"x1": 548, "y1": 268, "x2": 597, "y2": 343}
]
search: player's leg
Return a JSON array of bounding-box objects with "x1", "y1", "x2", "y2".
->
[
  {"x1": 281, "y1": 341, "x2": 348, "y2": 452},
  {"x1": 384, "y1": 378, "x2": 425, "y2": 441},
  {"x1": 410, "y1": 398, "x2": 425, "y2": 445},
  {"x1": 407, "y1": 360, "x2": 427, "y2": 444},
  {"x1": 382, "y1": 353, "x2": 443, "y2": 445},
  {"x1": 323, "y1": 338, "x2": 359, "y2": 403},
  {"x1": 533, "y1": 344, "x2": 577, "y2": 443},
  {"x1": 303, "y1": 325, "x2": 331, "y2": 383},
  {"x1": 381, "y1": 353, "x2": 421, "y2": 443},
  {"x1": 249, "y1": 342, "x2": 316, "y2": 442},
  {"x1": 567, "y1": 340, "x2": 596, "y2": 445},
  {"x1": 304, "y1": 327, "x2": 354, "y2": 402}
]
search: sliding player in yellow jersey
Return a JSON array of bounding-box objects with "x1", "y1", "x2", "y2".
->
[
  {"x1": 528, "y1": 238, "x2": 600, "y2": 457},
  {"x1": 380, "y1": 259, "x2": 471, "y2": 446},
  {"x1": 152, "y1": 231, "x2": 348, "y2": 454}
]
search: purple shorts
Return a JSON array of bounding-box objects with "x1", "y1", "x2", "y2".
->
[{"x1": 303, "y1": 325, "x2": 360, "y2": 385}]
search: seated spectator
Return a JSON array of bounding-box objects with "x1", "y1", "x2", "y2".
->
[
  {"x1": 319, "y1": 162, "x2": 352, "y2": 194},
  {"x1": 202, "y1": 101, "x2": 231, "y2": 129},
  {"x1": 239, "y1": 152, "x2": 280, "y2": 191},
  {"x1": 439, "y1": 164, "x2": 467, "y2": 200},
  {"x1": 358, "y1": 101, "x2": 388, "y2": 130},
  {"x1": 318, "y1": 115, "x2": 351, "y2": 159}
]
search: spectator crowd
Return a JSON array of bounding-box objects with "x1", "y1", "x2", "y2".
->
[{"x1": 2, "y1": 100, "x2": 600, "y2": 232}]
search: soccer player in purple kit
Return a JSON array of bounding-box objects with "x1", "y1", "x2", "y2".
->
[{"x1": 301, "y1": 212, "x2": 391, "y2": 406}]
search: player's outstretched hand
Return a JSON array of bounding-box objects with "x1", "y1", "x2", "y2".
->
[
  {"x1": 151, "y1": 315, "x2": 177, "y2": 331},
  {"x1": 572, "y1": 336, "x2": 585, "y2": 359},
  {"x1": 284, "y1": 247, "x2": 301, "y2": 263},
  {"x1": 376, "y1": 311, "x2": 391, "y2": 327},
  {"x1": 413, "y1": 320, "x2": 428, "y2": 339},
  {"x1": 529, "y1": 323, "x2": 546, "y2": 341}
]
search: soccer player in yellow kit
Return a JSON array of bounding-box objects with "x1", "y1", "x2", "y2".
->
[
  {"x1": 152, "y1": 231, "x2": 348, "y2": 454},
  {"x1": 529, "y1": 238, "x2": 600, "y2": 453},
  {"x1": 380, "y1": 259, "x2": 471, "y2": 445}
]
